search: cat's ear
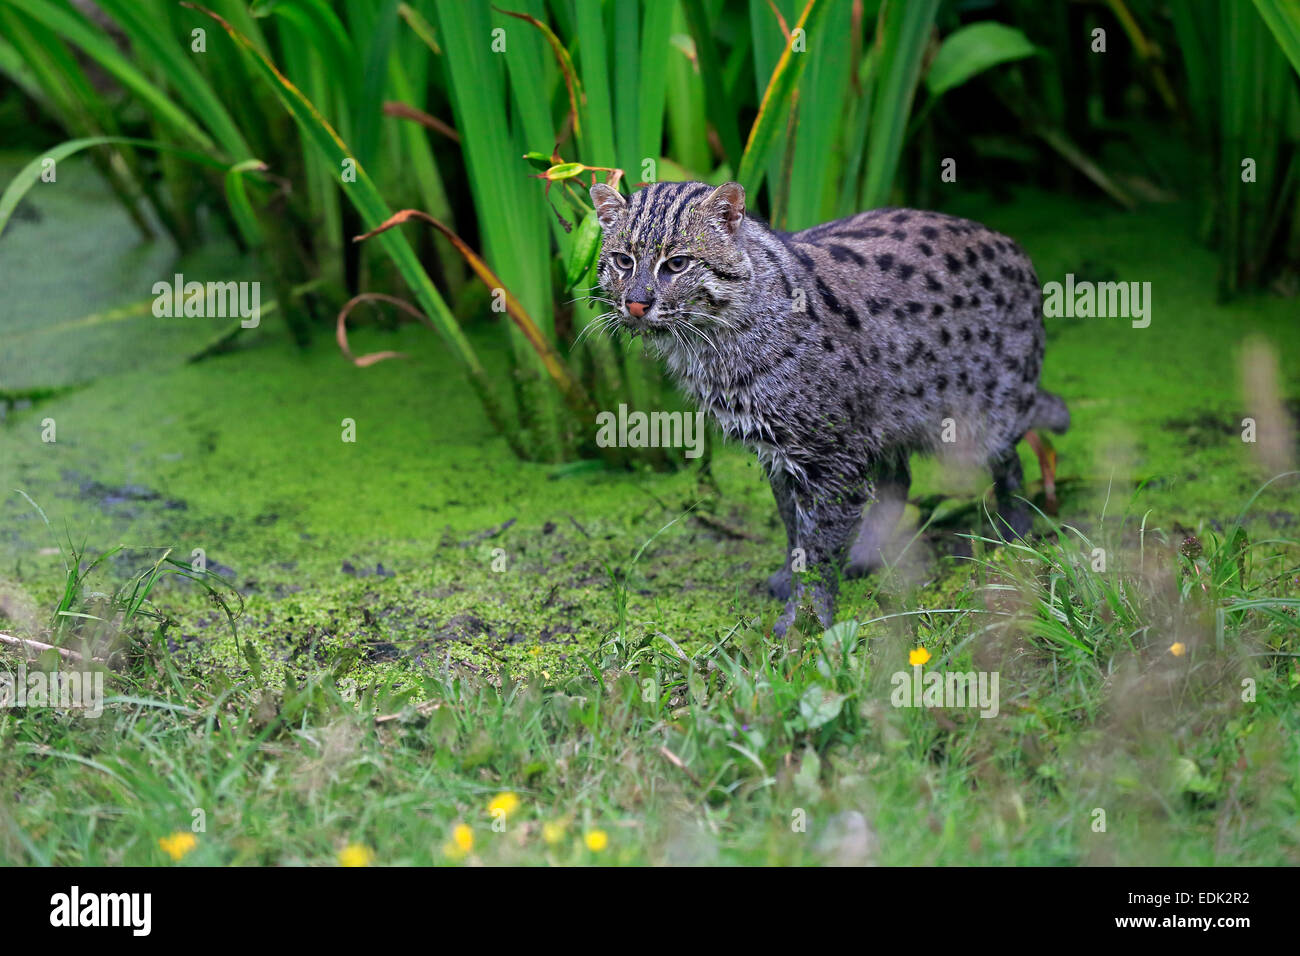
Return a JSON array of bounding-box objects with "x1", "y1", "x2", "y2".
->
[
  {"x1": 702, "y1": 182, "x2": 745, "y2": 235},
  {"x1": 589, "y1": 183, "x2": 626, "y2": 230}
]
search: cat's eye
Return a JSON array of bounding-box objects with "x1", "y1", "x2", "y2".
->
[
  {"x1": 613, "y1": 252, "x2": 635, "y2": 271},
  {"x1": 662, "y1": 255, "x2": 691, "y2": 274}
]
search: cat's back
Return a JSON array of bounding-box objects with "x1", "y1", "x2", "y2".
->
[
  {"x1": 779, "y1": 206, "x2": 1041, "y2": 334},
  {"x1": 773, "y1": 206, "x2": 1047, "y2": 440},
  {"x1": 787, "y1": 207, "x2": 1036, "y2": 288}
]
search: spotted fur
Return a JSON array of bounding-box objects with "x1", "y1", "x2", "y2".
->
[{"x1": 590, "y1": 180, "x2": 1069, "y2": 635}]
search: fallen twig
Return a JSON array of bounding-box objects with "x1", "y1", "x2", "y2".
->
[
  {"x1": 692, "y1": 512, "x2": 763, "y2": 542},
  {"x1": 382, "y1": 101, "x2": 460, "y2": 143},
  {"x1": 0, "y1": 632, "x2": 105, "y2": 664},
  {"x1": 465, "y1": 517, "x2": 517, "y2": 545},
  {"x1": 659, "y1": 745, "x2": 702, "y2": 787},
  {"x1": 375, "y1": 700, "x2": 441, "y2": 724}
]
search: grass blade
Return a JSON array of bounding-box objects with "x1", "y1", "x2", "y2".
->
[
  {"x1": 1253, "y1": 0, "x2": 1300, "y2": 75},
  {"x1": 2, "y1": 0, "x2": 218, "y2": 151},
  {"x1": 0, "y1": 135, "x2": 225, "y2": 237},
  {"x1": 682, "y1": 0, "x2": 743, "y2": 166},
  {"x1": 737, "y1": 0, "x2": 831, "y2": 196},
  {"x1": 859, "y1": 0, "x2": 939, "y2": 209}
]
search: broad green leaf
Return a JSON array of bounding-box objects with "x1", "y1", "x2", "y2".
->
[
  {"x1": 682, "y1": 0, "x2": 743, "y2": 165},
  {"x1": 793, "y1": 747, "x2": 823, "y2": 801},
  {"x1": 783, "y1": 0, "x2": 854, "y2": 229},
  {"x1": 637, "y1": 0, "x2": 673, "y2": 165},
  {"x1": 926, "y1": 21, "x2": 1037, "y2": 98},
  {"x1": 821, "y1": 619, "x2": 860, "y2": 656},
  {"x1": 564, "y1": 211, "x2": 601, "y2": 291},
  {"x1": 798, "y1": 684, "x2": 846, "y2": 730}
]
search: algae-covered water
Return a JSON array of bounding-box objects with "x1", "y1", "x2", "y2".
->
[{"x1": 0, "y1": 153, "x2": 1296, "y2": 683}]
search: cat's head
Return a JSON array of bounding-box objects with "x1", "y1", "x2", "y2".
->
[{"x1": 588, "y1": 181, "x2": 752, "y2": 335}]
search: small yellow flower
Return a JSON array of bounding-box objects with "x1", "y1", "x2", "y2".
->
[
  {"x1": 542, "y1": 820, "x2": 566, "y2": 845},
  {"x1": 909, "y1": 646, "x2": 931, "y2": 667},
  {"x1": 584, "y1": 829, "x2": 609, "y2": 852},
  {"x1": 338, "y1": 843, "x2": 374, "y2": 867},
  {"x1": 1170, "y1": 642, "x2": 1186, "y2": 657},
  {"x1": 488, "y1": 792, "x2": 520, "y2": 818},
  {"x1": 443, "y1": 823, "x2": 474, "y2": 859},
  {"x1": 158, "y1": 832, "x2": 197, "y2": 862}
]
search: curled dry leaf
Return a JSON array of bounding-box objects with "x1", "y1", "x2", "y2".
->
[{"x1": 336, "y1": 293, "x2": 432, "y2": 368}]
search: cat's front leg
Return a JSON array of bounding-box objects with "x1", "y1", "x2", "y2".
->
[
  {"x1": 766, "y1": 470, "x2": 798, "y2": 600},
  {"x1": 774, "y1": 578, "x2": 835, "y2": 638},
  {"x1": 772, "y1": 483, "x2": 862, "y2": 638}
]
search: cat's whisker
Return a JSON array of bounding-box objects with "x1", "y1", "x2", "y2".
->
[
  {"x1": 567, "y1": 294, "x2": 618, "y2": 308},
  {"x1": 669, "y1": 324, "x2": 693, "y2": 359},
  {"x1": 668, "y1": 307, "x2": 739, "y2": 335},
  {"x1": 573, "y1": 311, "x2": 621, "y2": 346},
  {"x1": 658, "y1": 311, "x2": 728, "y2": 357},
  {"x1": 680, "y1": 320, "x2": 720, "y2": 358},
  {"x1": 583, "y1": 317, "x2": 620, "y2": 344},
  {"x1": 673, "y1": 309, "x2": 734, "y2": 331}
]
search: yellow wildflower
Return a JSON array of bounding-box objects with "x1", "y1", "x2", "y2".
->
[
  {"x1": 909, "y1": 647, "x2": 931, "y2": 667},
  {"x1": 443, "y1": 823, "x2": 474, "y2": 860},
  {"x1": 158, "y1": 832, "x2": 197, "y2": 862},
  {"x1": 338, "y1": 843, "x2": 374, "y2": 867},
  {"x1": 488, "y1": 792, "x2": 520, "y2": 818},
  {"x1": 1170, "y1": 642, "x2": 1186, "y2": 657},
  {"x1": 584, "y1": 829, "x2": 609, "y2": 852},
  {"x1": 542, "y1": 821, "x2": 566, "y2": 845}
]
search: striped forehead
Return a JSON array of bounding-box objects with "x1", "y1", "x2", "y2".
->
[{"x1": 624, "y1": 181, "x2": 713, "y2": 250}]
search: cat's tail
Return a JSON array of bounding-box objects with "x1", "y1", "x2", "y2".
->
[{"x1": 1030, "y1": 388, "x2": 1070, "y2": 433}]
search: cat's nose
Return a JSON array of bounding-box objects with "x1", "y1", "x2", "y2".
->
[{"x1": 627, "y1": 300, "x2": 651, "y2": 318}]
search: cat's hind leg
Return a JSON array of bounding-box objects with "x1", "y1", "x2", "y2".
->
[
  {"x1": 989, "y1": 445, "x2": 1032, "y2": 541},
  {"x1": 1023, "y1": 429, "x2": 1058, "y2": 515}
]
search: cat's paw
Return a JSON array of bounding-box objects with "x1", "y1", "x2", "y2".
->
[
  {"x1": 772, "y1": 583, "x2": 835, "y2": 638},
  {"x1": 844, "y1": 553, "x2": 882, "y2": 580},
  {"x1": 994, "y1": 505, "x2": 1033, "y2": 542},
  {"x1": 766, "y1": 566, "x2": 793, "y2": 601},
  {"x1": 773, "y1": 600, "x2": 797, "y2": 638}
]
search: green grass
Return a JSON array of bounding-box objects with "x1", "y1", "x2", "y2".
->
[
  {"x1": 1, "y1": 497, "x2": 1296, "y2": 865},
  {"x1": 1, "y1": 159, "x2": 1297, "y2": 864}
]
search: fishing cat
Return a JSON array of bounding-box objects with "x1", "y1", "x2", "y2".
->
[{"x1": 588, "y1": 180, "x2": 1069, "y2": 636}]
